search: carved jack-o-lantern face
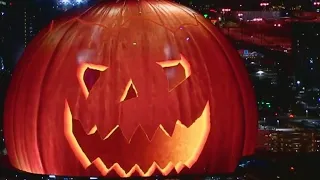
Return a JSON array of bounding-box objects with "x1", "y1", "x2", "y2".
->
[
  {"x1": 4, "y1": 0, "x2": 257, "y2": 178},
  {"x1": 64, "y1": 54, "x2": 211, "y2": 177}
]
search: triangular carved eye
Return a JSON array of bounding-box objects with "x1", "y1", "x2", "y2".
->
[
  {"x1": 77, "y1": 63, "x2": 107, "y2": 99},
  {"x1": 156, "y1": 54, "x2": 191, "y2": 92},
  {"x1": 163, "y1": 64, "x2": 187, "y2": 91},
  {"x1": 83, "y1": 68, "x2": 101, "y2": 92}
]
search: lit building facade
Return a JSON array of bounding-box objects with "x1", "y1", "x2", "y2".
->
[{"x1": 259, "y1": 130, "x2": 320, "y2": 152}]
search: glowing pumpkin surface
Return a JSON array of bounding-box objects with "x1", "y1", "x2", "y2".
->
[{"x1": 4, "y1": 0, "x2": 257, "y2": 177}]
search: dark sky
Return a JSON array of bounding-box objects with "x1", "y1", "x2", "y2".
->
[{"x1": 182, "y1": 0, "x2": 312, "y2": 6}]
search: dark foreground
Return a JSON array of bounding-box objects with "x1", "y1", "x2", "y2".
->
[{"x1": 2, "y1": 152, "x2": 320, "y2": 180}]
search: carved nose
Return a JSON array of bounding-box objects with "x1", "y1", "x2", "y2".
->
[{"x1": 120, "y1": 80, "x2": 138, "y2": 102}]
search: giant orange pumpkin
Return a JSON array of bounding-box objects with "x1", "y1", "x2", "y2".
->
[{"x1": 4, "y1": 0, "x2": 257, "y2": 177}]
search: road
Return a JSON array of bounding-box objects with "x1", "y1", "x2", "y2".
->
[{"x1": 220, "y1": 27, "x2": 291, "y2": 52}]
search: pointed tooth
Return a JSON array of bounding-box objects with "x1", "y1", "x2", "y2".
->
[
  {"x1": 92, "y1": 101, "x2": 119, "y2": 139},
  {"x1": 160, "y1": 119, "x2": 176, "y2": 137},
  {"x1": 119, "y1": 123, "x2": 140, "y2": 143},
  {"x1": 87, "y1": 125, "x2": 97, "y2": 135},
  {"x1": 78, "y1": 99, "x2": 97, "y2": 135},
  {"x1": 96, "y1": 123, "x2": 119, "y2": 140},
  {"x1": 178, "y1": 110, "x2": 193, "y2": 127},
  {"x1": 87, "y1": 90, "x2": 120, "y2": 139},
  {"x1": 120, "y1": 98, "x2": 146, "y2": 142},
  {"x1": 102, "y1": 125, "x2": 119, "y2": 140},
  {"x1": 66, "y1": 87, "x2": 96, "y2": 135},
  {"x1": 140, "y1": 122, "x2": 159, "y2": 141},
  {"x1": 139, "y1": 103, "x2": 158, "y2": 141},
  {"x1": 152, "y1": 96, "x2": 179, "y2": 137},
  {"x1": 174, "y1": 162, "x2": 186, "y2": 173},
  {"x1": 78, "y1": 119, "x2": 97, "y2": 135}
]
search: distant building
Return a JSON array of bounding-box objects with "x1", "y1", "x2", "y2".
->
[
  {"x1": 5, "y1": 0, "x2": 95, "y2": 68},
  {"x1": 269, "y1": 131, "x2": 320, "y2": 152},
  {"x1": 259, "y1": 130, "x2": 320, "y2": 153},
  {"x1": 0, "y1": 57, "x2": 11, "y2": 152},
  {"x1": 0, "y1": 0, "x2": 9, "y2": 64},
  {"x1": 2, "y1": 0, "x2": 61, "y2": 68},
  {"x1": 292, "y1": 22, "x2": 320, "y2": 89},
  {"x1": 8, "y1": 1, "x2": 58, "y2": 47},
  {"x1": 234, "y1": 11, "x2": 281, "y2": 21}
]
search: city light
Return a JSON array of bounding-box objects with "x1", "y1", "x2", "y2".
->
[
  {"x1": 61, "y1": 0, "x2": 70, "y2": 4},
  {"x1": 57, "y1": 0, "x2": 88, "y2": 6},
  {"x1": 221, "y1": 8, "x2": 231, "y2": 12},
  {"x1": 0, "y1": 57, "x2": 4, "y2": 70},
  {"x1": 260, "y1": 2, "x2": 269, "y2": 7},
  {"x1": 57, "y1": 0, "x2": 88, "y2": 11},
  {"x1": 251, "y1": 18, "x2": 263, "y2": 22},
  {"x1": 257, "y1": 70, "x2": 264, "y2": 75}
]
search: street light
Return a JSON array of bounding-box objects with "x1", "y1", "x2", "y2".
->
[{"x1": 257, "y1": 70, "x2": 264, "y2": 75}]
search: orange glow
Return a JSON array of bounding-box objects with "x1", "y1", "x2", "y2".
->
[
  {"x1": 64, "y1": 101, "x2": 91, "y2": 169},
  {"x1": 49, "y1": 20, "x2": 54, "y2": 31},
  {"x1": 88, "y1": 126, "x2": 97, "y2": 135},
  {"x1": 156, "y1": 54, "x2": 191, "y2": 79},
  {"x1": 103, "y1": 125, "x2": 119, "y2": 140},
  {"x1": 85, "y1": 125, "x2": 119, "y2": 140},
  {"x1": 120, "y1": 79, "x2": 138, "y2": 102},
  {"x1": 77, "y1": 63, "x2": 107, "y2": 99},
  {"x1": 64, "y1": 100, "x2": 210, "y2": 177}
]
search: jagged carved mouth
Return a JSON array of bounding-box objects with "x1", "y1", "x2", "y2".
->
[{"x1": 64, "y1": 101, "x2": 210, "y2": 177}]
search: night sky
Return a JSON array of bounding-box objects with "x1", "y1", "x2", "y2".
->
[{"x1": 2, "y1": 0, "x2": 313, "y2": 70}]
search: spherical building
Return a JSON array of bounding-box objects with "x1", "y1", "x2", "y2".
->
[{"x1": 4, "y1": 0, "x2": 257, "y2": 177}]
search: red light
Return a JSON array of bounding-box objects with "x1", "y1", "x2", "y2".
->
[
  {"x1": 222, "y1": 8, "x2": 231, "y2": 12},
  {"x1": 275, "y1": 113, "x2": 278, "y2": 116},
  {"x1": 290, "y1": 167, "x2": 294, "y2": 171},
  {"x1": 260, "y1": 3, "x2": 269, "y2": 6},
  {"x1": 289, "y1": 114, "x2": 294, "y2": 118},
  {"x1": 9, "y1": 2, "x2": 12, "y2": 5}
]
